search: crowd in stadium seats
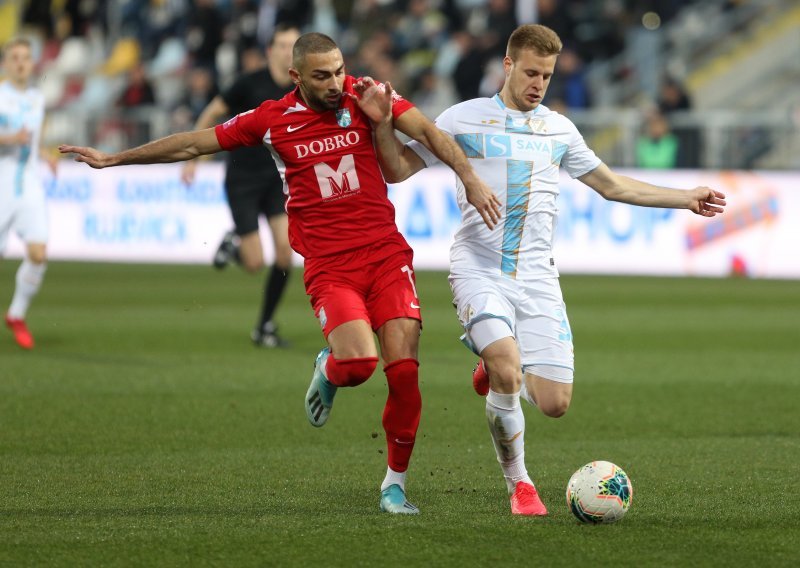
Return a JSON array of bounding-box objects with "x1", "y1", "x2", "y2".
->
[{"x1": 8, "y1": 0, "x2": 700, "y2": 152}]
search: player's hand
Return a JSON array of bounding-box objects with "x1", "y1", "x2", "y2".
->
[
  {"x1": 181, "y1": 160, "x2": 197, "y2": 185},
  {"x1": 10, "y1": 128, "x2": 32, "y2": 145},
  {"x1": 690, "y1": 187, "x2": 726, "y2": 217},
  {"x1": 58, "y1": 144, "x2": 112, "y2": 169},
  {"x1": 352, "y1": 77, "x2": 393, "y2": 125},
  {"x1": 465, "y1": 179, "x2": 502, "y2": 230}
]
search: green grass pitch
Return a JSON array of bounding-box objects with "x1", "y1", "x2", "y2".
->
[{"x1": 1, "y1": 262, "x2": 798, "y2": 566}]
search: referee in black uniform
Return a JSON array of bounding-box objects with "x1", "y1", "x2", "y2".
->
[{"x1": 182, "y1": 23, "x2": 301, "y2": 347}]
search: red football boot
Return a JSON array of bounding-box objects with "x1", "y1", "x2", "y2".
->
[
  {"x1": 5, "y1": 315, "x2": 34, "y2": 350},
  {"x1": 472, "y1": 359, "x2": 489, "y2": 396},
  {"x1": 510, "y1": 481, "x2": 548, "y2": 516}
]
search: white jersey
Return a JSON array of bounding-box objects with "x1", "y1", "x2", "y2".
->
[
  {"x1": 0, "y1": 80, "x2": 45, "y2": 197},
  {"x1": 409, "y1": 95, "x2": 601, "y2": 280},
  {"x1": 0, "y1": 81, "x2": 47, "y2": 249}
]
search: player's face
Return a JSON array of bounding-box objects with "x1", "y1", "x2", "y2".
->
[
  {"x1": 3, "y1": 44, "x2": 34, "y2": 87},
  {"x1": 269, "y1": 29, "x2": 300, "y2": 71},
  {"x1": 290, "y1": 49, "x2": 346, "y2": 112},
  {"x1": 501, "y1": 49, "x2": 557, "y2": 112}
]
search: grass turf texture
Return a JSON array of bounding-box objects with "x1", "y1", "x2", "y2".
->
[{"x1": 1, "y1": 262, "x2": 798, "y2": 567}]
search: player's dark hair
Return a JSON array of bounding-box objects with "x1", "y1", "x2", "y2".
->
[
  {"x1": 507, "y1": 25, "x2": 562, "y2": 60},
  {"x1": 292, "y1": 32, "x2": 338, "y2": 69}
]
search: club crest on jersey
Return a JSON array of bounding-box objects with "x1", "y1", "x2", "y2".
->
[
  {"x1": 336, "y1": 109, "x2": 351, "y2": 128},
  {"x1": 527, "y1": 117, "x2": 547, "y2": 133}
]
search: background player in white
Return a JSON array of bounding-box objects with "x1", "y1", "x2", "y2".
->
[
  {"x1": 0, "y1": 37, "x2": 54, "y2": 350},
  {"x1": 367, "y1": 24, "x2": 726, "y2": 515}
]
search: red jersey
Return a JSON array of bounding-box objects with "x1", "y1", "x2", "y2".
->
[{"x1": 215, "y1": 76, "x2": 414, "y2": 259}]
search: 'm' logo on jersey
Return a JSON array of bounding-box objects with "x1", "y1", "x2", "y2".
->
[
  {"x1": 314, "y1": 154, "x2": 361, "y2": 200},
  {"x1": 336, "y1": 109, "x2": 351, "y2": 128}
]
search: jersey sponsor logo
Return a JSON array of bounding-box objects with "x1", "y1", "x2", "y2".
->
[
  {"x1": 287, "y1": 122, "x2": 310, "y2": 132},
  {"x1": 336, "y1": 108, "x2": 351, "y2": 128},
  {"x1": 294, "y1": 131, "x2": 360, "y2": 158},
  {"x1": 314, "y1": 154, "x2": 360, "y2": 199},
  {"x1": 485, "y1": 134, "x2": 512, "y2": 158}
]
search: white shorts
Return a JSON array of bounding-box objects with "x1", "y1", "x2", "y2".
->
[
  {"x1": 450, "y1": 274, "x2": 574, "y2": 378},
  {"x1": 0, "y1": 177, "x2": 48, "y2": 252}
]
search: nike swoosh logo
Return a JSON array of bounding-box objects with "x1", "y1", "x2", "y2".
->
[
  {"x1": 410, "y1": 302, "x2": 420, "y2": 309},
  {"x1": 287, "y1": 122, "x2": 310, "y2": 132}
]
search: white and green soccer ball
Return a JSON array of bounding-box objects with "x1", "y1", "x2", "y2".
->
[{"x1": 566, "y1": 460, "x2": 633, "y2": 524}]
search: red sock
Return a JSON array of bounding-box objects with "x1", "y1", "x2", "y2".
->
[
  {"x1": 382, "y1": 358, "x2": 421, "y2": 472},
  {"x1": 325, "y1": 354, "x2": 378, "y2": 387}
]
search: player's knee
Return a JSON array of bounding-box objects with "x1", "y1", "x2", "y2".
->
[
  {"x1": 241, "y1": 257, "x2": 264, "y2": 274},
  {"x1": 539, "y1": 396, "x2": 571, "y2": 418},
  {"x1": 275, "y1": 245, "x2": 293, "y2": 268},
  {"x1": 488, "y1": 359, "x2": 522, "y2": 393},
  {"x1": 27, "y1": 249, "x2": 47, "y2": 264},
  {"x1": 339, "y1": 358, "x2": 378, "y2": 387}
]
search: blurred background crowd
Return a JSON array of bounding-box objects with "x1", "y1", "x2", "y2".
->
[{"x1": 1, "y1": 0, "x2": 798, "y2": 169}]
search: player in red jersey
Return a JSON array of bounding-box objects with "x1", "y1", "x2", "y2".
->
[{"x1": 60, "y1": 32, "x2": 501, "y2": 514}]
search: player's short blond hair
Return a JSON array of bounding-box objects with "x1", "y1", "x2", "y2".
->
[
  {"x1": 507, "y1": 25, "x2": 563, "y2": 60},
  {"x1": 2, "y1": 37, "x2": 33, "y2": 59}
]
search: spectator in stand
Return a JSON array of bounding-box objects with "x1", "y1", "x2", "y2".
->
[
  {"x1": 116, "y1": 62, "x2": 156, "y2": 146},
  {"x1": 171, "y1": 66, "x2": 218, "y2": 132},
  {"x1": 116, "y1": 62, "x2": 156, "y2": 108},
  {"x1": 186, "y1": 0, "x2": 225, "y2": 74},
  {"x1": 636, "y1": 110, "x2": 679, "y2": 169},
  {"x1": 658, "y1": 76, "x2": 698, "y2": 168},
  {"x1": 546, "y1": 46, "x2": 590, "y2": 110}
]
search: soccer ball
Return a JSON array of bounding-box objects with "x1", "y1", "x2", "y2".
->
[{"x1": 566, "y1": 460, "x2": 632, "y2": 524}]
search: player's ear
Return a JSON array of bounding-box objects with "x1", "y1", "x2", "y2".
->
[{"x1": 289, "y1": 67, "x2": 301, "y2": 86}]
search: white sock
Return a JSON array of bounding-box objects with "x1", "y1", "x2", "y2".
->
[
  {"x1": 520, "y1": 379, "x2": 537, "y2": 407},
  {"x1": 381, "y1": 466, "x2": 406, "y2": 492},
  {"x1": 486, "y1": 389, "x2": 532, "y2": 493},
  {"x1": 8, "y1": 260, "x2": 47, "y2": 319}
]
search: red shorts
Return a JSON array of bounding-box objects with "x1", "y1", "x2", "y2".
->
[{"x1": 304, "y1": 232, "x2": 422, "y2": 338}]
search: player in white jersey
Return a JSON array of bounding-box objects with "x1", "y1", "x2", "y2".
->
[
  {"x1": 0, "y1": 38, "x2": 51, "y2": 349},
  {"x1": 367, "y1": 24, "x2": 726, "y2": 515}
]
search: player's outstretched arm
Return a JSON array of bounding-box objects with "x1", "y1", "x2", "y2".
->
[
  {"x1": 59, "y1": 128, "x2": 223, "y2": 169},
  {"x1": 579, "y1": 163, "x2": 726, "y2": 216},
  {"x1": 395, "y1": 108, "x2": 502, "y2": 229}
]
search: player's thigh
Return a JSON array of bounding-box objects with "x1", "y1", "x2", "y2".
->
[
  {"x1": 450, "y1": 275, "x2": 516, "y2": 354},
  {"x1": 0, "y1": 204, "x2": 12, "y2": 253},
  {"x1": 15, "y1": 192, "x2": 48, "y2": 255},
  {"x1": 365, "y1": 249, "x2": 421, "y2": 334},
  {"x1": 327, "y1": 319, "x2": 377, "y2": 359},
  {"x1": 516, "y1": 278, "x2": 574, "y2": 374},
  {"x1": 308, "y1": 281, "x2": 376, "y2": 358}
]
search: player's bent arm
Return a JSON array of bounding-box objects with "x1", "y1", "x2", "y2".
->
[
  {"x1": 579, "y1": 163, "x2": 726, "y2": 216},
  {"x1": 394, "y1": 108, "x2": 481, "y2": 187},
  {"x1": 193, "y1": 96, "x2": 231, "y2": 131},
  {"x1": 394, "y1": 108, "x2": 501, "y2": 228},
  {"x1": 59, "y1": 128, "x2": 223, "y2": 169},
  {"x1": 372, "y1": 117, "x2": 426, "y2": 183}
]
